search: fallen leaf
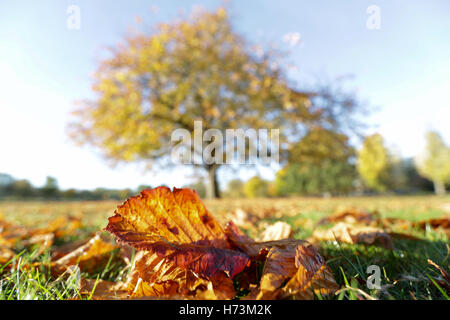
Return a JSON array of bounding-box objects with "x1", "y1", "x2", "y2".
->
[
  {"x1": 22, "y1": 233, "x2": 54, "y2": 255},
  {"x1": 105, "y1": 187, "x2": 338, "y2": 300},
  {"x1": 428, "y1": 259, "x2": 450, "y2": 283},
  {"x1": 246, "y1": 243, "x2": 338, "y2": 300},
  {"x1": 414, "y1": 217, "x2": 450, "y2": 237},
  {"x1": 53, "y1": 233, "x2": 118, "y2": 274},
  {"x1": 0, "y1": 245, "x2": 15, "y2": 265},
  {"x1": 105, "y1": 187, "x2": 248, "y2": 299},
  {"x1": 281, "y1": 244, "x2": 339, "y2": 299},
  {"x1": 127, "y1": 251, "x2": 236, "y2": 299},
  {"x1": 316, "y1": 208, "x2": 379, "y2": 227},
  {"x1": 106, "y1": 187, "x2": 230, "y2": 249},
  {"x1": 257, "y1": 221, "x2": 292, "y2": 242},
  {"x1": 79, "y1": 278, "x2": 129, "y2": 300},
  {"x1": 313, "y1": 222, "x2": 393, "y2": 249}
]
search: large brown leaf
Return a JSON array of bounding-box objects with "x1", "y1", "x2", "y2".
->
[
  {"x1": 105, "y1": 187, "x2": 249, "y2": 299},
  {"x1": 126, "y1": 250, "x2": 236, "y2": 299},
  {"x1": 105, "y1": 187, "x2": 338, "y2": 300},
  {"x1": 106, "y1": 187, "x2": 230, "y2": 249}
]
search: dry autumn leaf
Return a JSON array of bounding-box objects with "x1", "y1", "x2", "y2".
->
[
  {"x1": 52, "y1": 233, "x2": 118, "y2": 275},
  {"x1": 104, "y1": 187, "x2": 338, "y2": 300},
  {"x1": 427, "y1": 259, "x2": 450, "y2": 283},
  {"x1": 0, "y1": 245, "x2": 15, "y2": 265},
  {"x1": 225, "y1": 221, "x2": 338, "y2": 299},
  {"x1": 257, "y1": 221, "x2": 293, "y2": 242},
  {"x1": 243, "y1": 242, "x2": 338, "y2": 300},
  {"x1": 105, "y1": 187, "x2": 249, "y2": 299},
  {"x1": 126, "y1": 250, "x2": 236, "y2": 299},
  {"x1": 413, "y1": 217, "x2": 450, "y2": 237},
  {"x1": 316, "y1": 207, "x2": 380, "y2": 227},
  {"x1": 0, "y1": 215, "x2": 81, "y2": 251},
  {"x1": 79, "y1": 278, "x2": 129, "y2": 300},
  {"x1": 313, "y1": 222, "x2": 393, "y2": 249},
  {"x1": 106, "y1": 187, "x2": 230, "y2": 249}
]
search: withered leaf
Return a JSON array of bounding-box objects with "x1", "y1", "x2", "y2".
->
[
  {"x1": 313, "y1": 222, "x2": 393, "y2": 249},
  {"x1": 257, "y1": 221, "x2": 293, "y2": 242},
  {"x1": 106, "y1": 187, "x2": 338, "y2": 300},
  {"x1": 245, "y1": 242, "x2": 338, "y2": 300},
  {"x1": 281, "y1": 244, "x2": 339, "y2": 299},
  {"x1": 0, "y1": 245, "x2": 16, "y2": 265},
  {"x1": 226, "y1": 221, "x2": 307, "y2": 258},
  {"x1": 53, "y1": 233, "x2": 118, "y2": 274},
  {"x1": 145, "y1": 241, "x2": 248, "y2": 278},
  {"x1": 106, "y1": 187, "x2": 230, "y2": 249},
  {"x1": 427, "y1": 259, "x2": 450, "y2": 283},
  {"x1": 127, "y1": 251, "x2": 236, "y2": 299},
  {"x1": 413, "y1": 217, "x2": 450, "y2": 237},
  {"x1": 316, "y1": 208, "x2": 379, "y2": 227},
  {"x1": 79, "y1": 278, "x2": 129, "y2": 300},
  {"x1": 106, "y1": 187, "x2": 249, "y2": 299}
]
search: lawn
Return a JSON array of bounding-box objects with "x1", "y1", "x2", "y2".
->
[{"x1": 0, "y1": 194, "x2": 449, "y2": 300}]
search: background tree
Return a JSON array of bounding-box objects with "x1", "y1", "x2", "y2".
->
[
  {"x1": 0, "y1": 173, "x2": 14, "y2": 197},
  {"x1": 222, "y1": 178, "x2": 245, "y2": 198},
  {"x1": 68, "y1": 7, "x2": 314, "y2": 199},
  {"x1": 243, "y1": 176, "x2": 270, "y2": 198},
  {"x1": 384, "y1": 157, "x2": 433, "y2": 193},
  {"x1": 183, "y1": 180, "x2": 207, "y2": 198},
  {"x1": 40, "y1": 176, "x2": 59, "y2": 199},
  {"x1": 68, "y1": 7, "x2": 365, "y2": 199},
  {"x1": 356, "y1": 133, "x2": 389, "y2": 192},
  {"x1": 274, "y1": 128, "x2": 357, "y2": 196},
  {"x1": 415, "y1": 130, "x2": 450, "y2": 195},
  {"x1": 11, "y1": 179, "x2": 35, "y2": 198}
]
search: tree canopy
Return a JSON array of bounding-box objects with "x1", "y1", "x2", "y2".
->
[
  {"x1": 275, "y1": 128, "x2": 357, "y2": 196},
  {"x1": 356, "y1": 133, "x2": 390, "y2": 192},
  {"x1": 68, "y1": 7, "x2": 364, "y2": 198},
  {"x1": 415, "y1": 130, "x2": 450, "y2": 195}
]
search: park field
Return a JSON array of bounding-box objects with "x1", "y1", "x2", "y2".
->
[{"x1": 0, "y1": 194, "x2": 449, "y2": 300}]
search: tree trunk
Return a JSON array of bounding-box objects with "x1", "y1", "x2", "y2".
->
[
  {"x1": 433, "y1": 180, "x2": 446, "y2": 195},
  {"x1": 206, "y1": 166, "x2": 221, "y2": 199}
]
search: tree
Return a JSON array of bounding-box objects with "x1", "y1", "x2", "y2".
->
[
  {"x1": 223, "y1": 179, "x2": 245, "y2": 198},
  {"x1": 68, "y1": 7, "x2": 365, "y2": 199},
  {"x1": 243, "y1": 176, "x2": 270, "y2": 198},
  {"x1": 384, "y1": 157, "x2": 433, "y2": 193},
  {"x1": 41, "y1": 176, "x2": 59, "y2": 199},
  {"x1": 11, "y1": 179, "x2": 34, "y2": 198},
  {"x1": 183, "y1": 180, "x2": 207, "y2": 198},
  {"x1": 137, "y1": 185, "x2": 153, "y2": 193},
  {"x1": 415, "y1": 131, "x2": 450, "y2": 195},
  {"x1": 0, "y1": 173, "x2": 14, "y2": 197},
  {"x1": 275, "y1": 128, "x2": 357, "y2": 196},
  {"x1": 357, "y1": 133, "x2": 389, "y2": 192}
]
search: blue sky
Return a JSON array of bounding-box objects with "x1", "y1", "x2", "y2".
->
[{"x1": 0, "y1": 0, "x2": 449, "y2": 190}]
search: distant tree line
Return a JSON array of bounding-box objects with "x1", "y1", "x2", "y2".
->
[
  {"x1": 221, "y1": 130, "x2": 448, "y2": 198},
  {"x1": 0, "y1": 175, "x2": 154, "y2": 201},
  {"x1": 2, "y1": 130, "x2": 447, "y2": 201}
]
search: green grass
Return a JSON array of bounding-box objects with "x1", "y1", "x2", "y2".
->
[
  {"x1": 272, "y1": 209, "x2": 450, "y2": 300},
  {"x1": 0, "y1": 237, "x2": 130, "y2": 300}
]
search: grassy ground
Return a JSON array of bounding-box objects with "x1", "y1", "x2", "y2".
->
[{"x1": 0, "y1": 195, "x2": 449, "y2": 300}]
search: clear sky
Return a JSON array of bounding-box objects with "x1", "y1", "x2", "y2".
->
[{"x1": 0, "y1": 0, "x2": 449, "y2": 190}]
